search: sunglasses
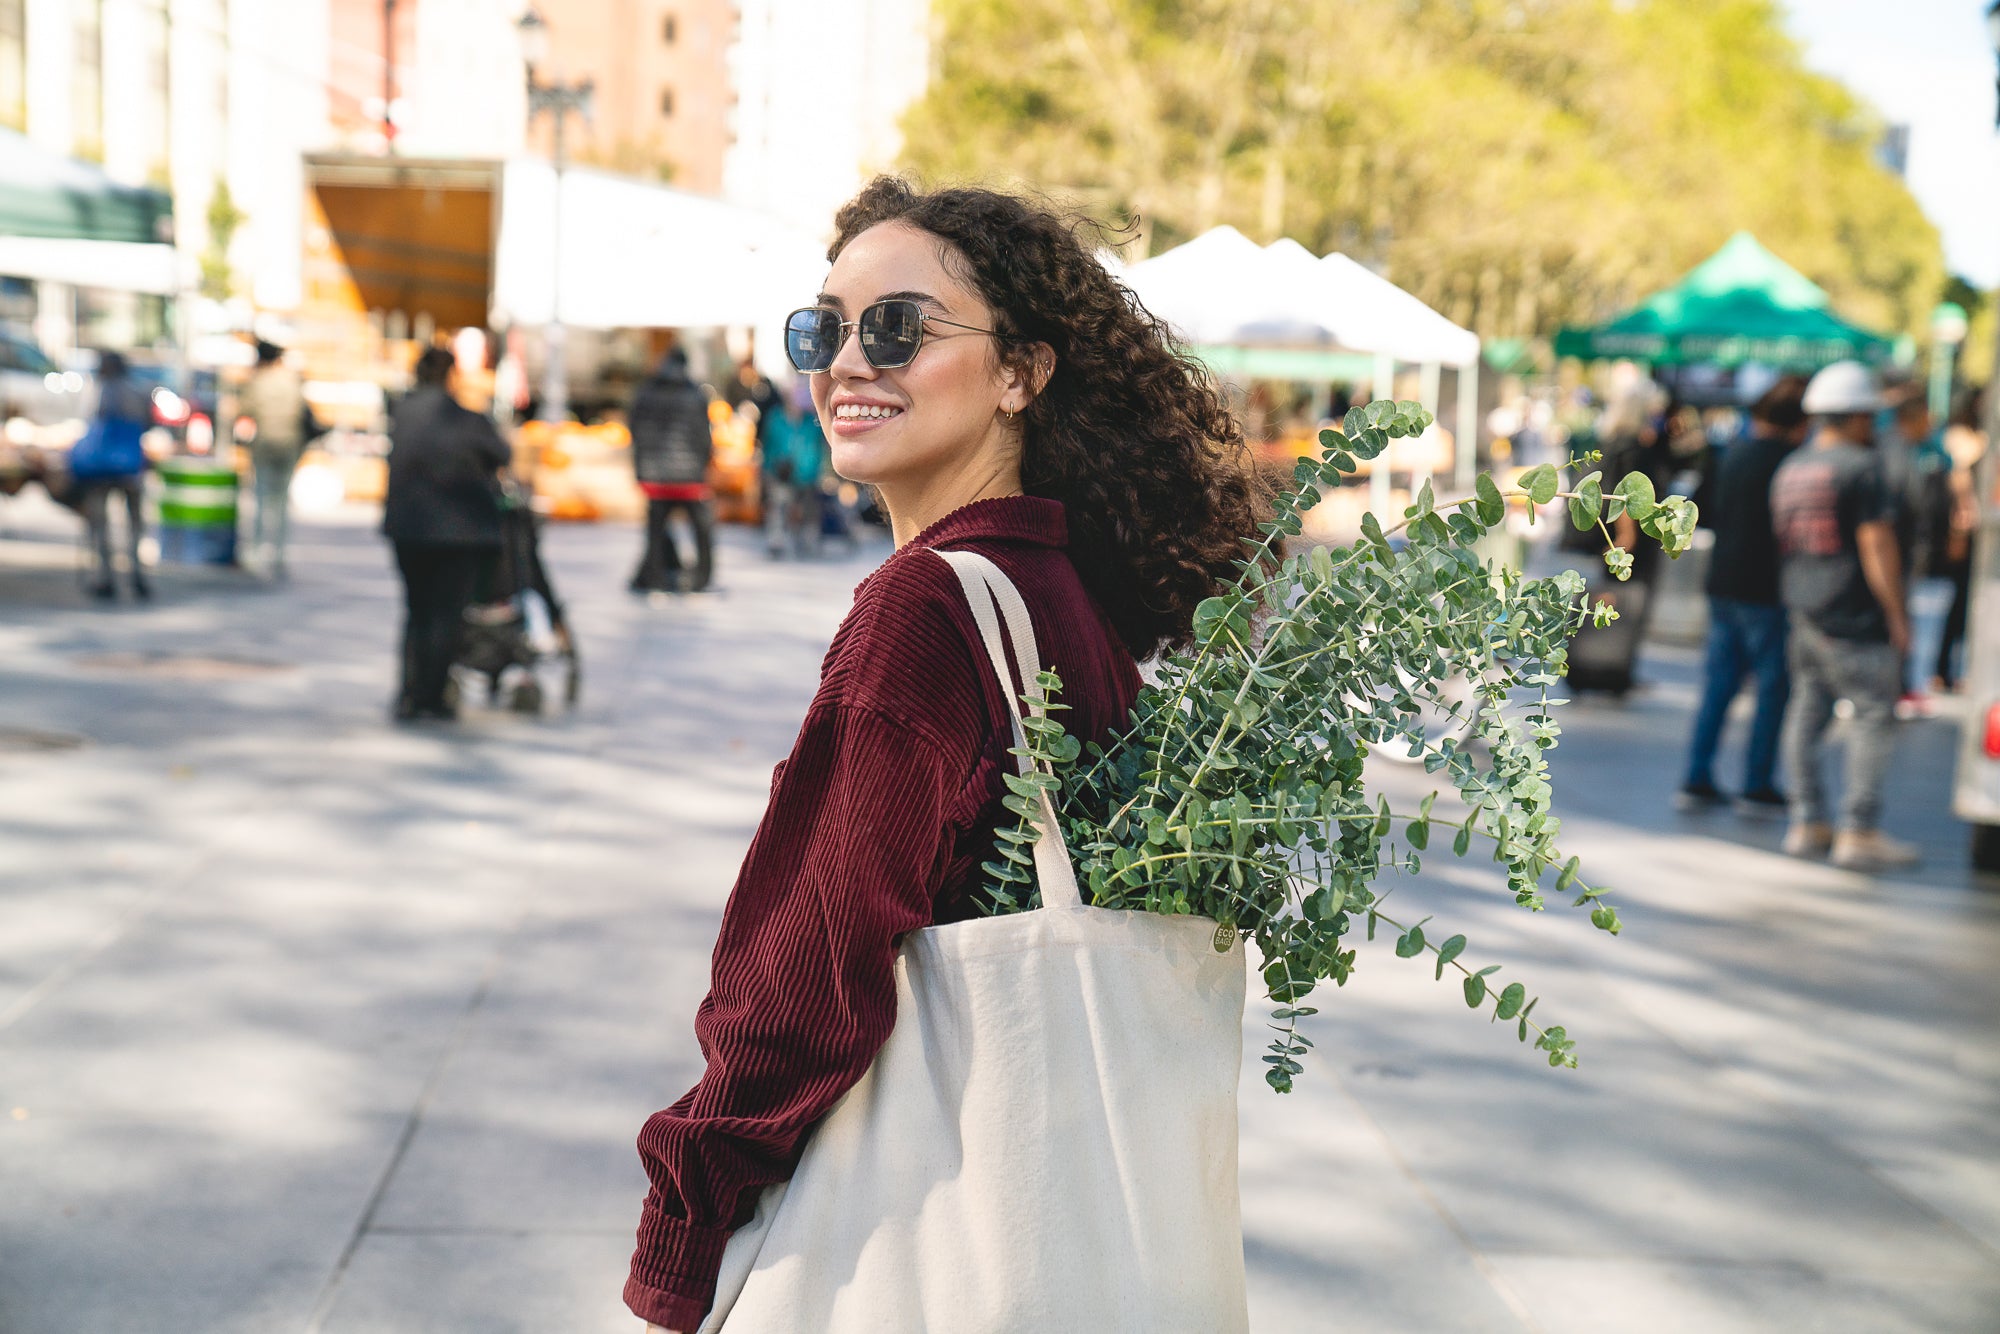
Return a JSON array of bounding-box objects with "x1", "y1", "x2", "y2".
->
[{"x1": 784, "y1": 299, "x2": 1004, "y2": 373}]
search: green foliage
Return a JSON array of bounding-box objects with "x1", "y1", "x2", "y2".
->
[
  {"x1": 200, "y1": 179, "x2": 247, "y2": 303},
  {"x1": 901, "y1": 0, "x2": 1945, "y2": 342},
  {"x1": 982, "y1": 401, "x2": 1696, "y2": 1091}
]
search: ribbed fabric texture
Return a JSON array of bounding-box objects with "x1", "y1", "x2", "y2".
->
[{"x1": 625, "y1": 496, "x2": 1143, "y2": 1329}]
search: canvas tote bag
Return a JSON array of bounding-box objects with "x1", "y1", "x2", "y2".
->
[{"x1": 697, "y1": 549, "x2": 1248, "y2": 1333}]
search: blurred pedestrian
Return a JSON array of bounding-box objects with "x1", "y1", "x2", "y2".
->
[
  {"x1": 237, "y1": 339, "x2": 308, "y2": 577},
  {"x1": 383, "y1": 346, "x2": 511, "y2": 722},
  {"x1": 69, "y1": 350, "x2": 153, "y2": 601},
  {"x1": 722, "y1": 355, "x2": 777, "y2": 416},
  {"x1": 1882, "y1": 389, "x2": 1957, "y2": 711},
  {"x1": 628, "y1": 348, "x2": 716, "y2": 594},
  {"x1": 1560, "y1": 381, "x2": 1668, "y2": 693},
  {"x1": 1935, "y1": 389, "x2": 1987, "y2": 690},
  {"x1": 1771, "y1": 361, "x2": 1917, "y2": 871},
  {"x1": 758, "y1": 376, "x2": 827, "y2": 559},
  {"x1": 1678, "y1": 375, "x2": 1809, "y2": 815}
]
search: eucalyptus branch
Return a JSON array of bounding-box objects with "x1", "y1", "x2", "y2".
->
[
  {"x1": 982, "y1": 400, "x2": 1695, "y2": 1089},
  {"x1": 1365, "y1": 904, "x2": 1578, "y2": 1068}
]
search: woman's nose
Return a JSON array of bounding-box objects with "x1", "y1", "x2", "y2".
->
[{"x1": 828, "y1": 323, "x2": 877, "y2": 381}]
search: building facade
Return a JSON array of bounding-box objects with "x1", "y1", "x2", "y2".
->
[
  {"x1": 0, "y1": 0, "x2": 931, "y2": 359},
  {"x1": 725, "y1": 0, "x2": 930, "y2": 241}
]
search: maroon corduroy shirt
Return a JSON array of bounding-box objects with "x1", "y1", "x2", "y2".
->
[{"x1": 625, "y1": 496, "x2": 1143, "y2": 1329}]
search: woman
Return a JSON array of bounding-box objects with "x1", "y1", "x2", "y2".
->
[
  {"x1": 72, "y1": 351, "x2": 155, "y2": 601},
  {"x1": 625, "y1": 178, "x2": 1263, "y2": 1332}
]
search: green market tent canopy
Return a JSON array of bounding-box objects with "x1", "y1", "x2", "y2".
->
[
  {"x1": 1554, "y1": 232, "x2": 1892, "y2": 369},
  {"x1": 0, "y1": 129, "x2": 173, "y2": 243},
  {"x1": 0, "y1": 130, "x2": 183, "y2": 295}
]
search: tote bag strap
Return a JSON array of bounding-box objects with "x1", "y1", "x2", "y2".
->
[{"x1": 934, "y1": 549, "x2": 1084, "y2": 912}]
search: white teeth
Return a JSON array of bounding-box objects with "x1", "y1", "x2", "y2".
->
[{"x1": 835, "y1": 404, "x2": 902, "y2": 419}]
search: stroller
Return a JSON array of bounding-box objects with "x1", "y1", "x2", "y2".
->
[{"x1": 457, "y1": 480, "x2": 580, "y2": 714}]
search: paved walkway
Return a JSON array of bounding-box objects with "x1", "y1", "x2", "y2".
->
[{"x1": 2, "y1": 493, "x2": 1997, "y2": 1332}]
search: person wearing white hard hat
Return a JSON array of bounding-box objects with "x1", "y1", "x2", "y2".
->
[{"x1": 1768, "y1": 360, "x2": 1919, "y2": 871}]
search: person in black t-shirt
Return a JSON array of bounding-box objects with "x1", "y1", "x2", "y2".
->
[
  {"x1": 1678, "y1": 376, "x2": 1809, "y2": 815},
  {"x1": 1770, "y1": 361, "x2": 1917, "y2": 872}
]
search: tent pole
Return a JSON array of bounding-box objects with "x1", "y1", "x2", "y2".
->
[
  {"x1": 1456, "y1": 358, "x2": 1479, "y2": 494},
  {"x1": 1370, "y1": 351, "x2": 1394, "y2": 517},
  {"x1": 1417, "y1": 361, "x2": 1441, "y2": 492}
]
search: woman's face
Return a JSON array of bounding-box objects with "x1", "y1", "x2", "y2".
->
[{"x1": 809, "y1": 221, "x2": 1019, "y2": 491}]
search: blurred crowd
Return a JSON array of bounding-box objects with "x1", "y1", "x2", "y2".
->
[
  {"x1": 13, "y1": 332, "x2": 854, "y2": 727},
  {"x1": 1552, "y1": 362, "x2": 1986, "y2": 872}
]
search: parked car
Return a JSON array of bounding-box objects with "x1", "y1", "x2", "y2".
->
[
  {"x1": 123, "y1": 358, "x2": 221, "y2": 451},
  {"x1": 0, "y1": 330, "x2": 90, "y2": 430}
]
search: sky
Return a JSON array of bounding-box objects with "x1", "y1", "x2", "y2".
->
[{"x1": 1784, "y1": 0, "x2": 2000, "y2": 289}]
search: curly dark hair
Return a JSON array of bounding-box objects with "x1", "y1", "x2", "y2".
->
[{"x1": 830, "y1": 177, "x2": 1268, "y2": 661}]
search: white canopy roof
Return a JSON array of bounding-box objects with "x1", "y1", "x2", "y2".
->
[
  {"x1": 1313, "y1": 250, "x2": 1480, "y2": 368},
  {"x1": 492, "y1": 160, "x2": 827, "y2": 335},
  {"x1": 1119, "y1": 226, "x2": 1478, "y2": 368}
]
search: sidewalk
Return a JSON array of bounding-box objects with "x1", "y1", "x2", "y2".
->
[{"x1": 2, "y1": 498, "x2": 1997, "y2": 1332}]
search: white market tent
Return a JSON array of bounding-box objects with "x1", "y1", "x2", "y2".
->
[
  {"x1": 1121, "y1": 227, "x2": 1482, "y2": 491},
  {"x1": 491, "y1": 161, "x2": 827, "y2": 376},
  {"x1": 1308, "y1": 248, "x2": 1479, "y2": 369}
]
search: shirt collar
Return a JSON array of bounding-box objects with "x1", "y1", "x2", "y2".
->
[{"x1": 904, "y1": 495, "x2": 1067, "y2": 552}]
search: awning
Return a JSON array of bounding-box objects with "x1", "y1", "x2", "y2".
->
[
  {"x1": 0, "y1": 234, "x2": 188, "y2": 295},
  {"x1": 0, "y1": 129, "x2": 174, "y2": 244},
  {"x1": 491, "y1": 160, "x2": 826, "y2": 332},
  {"x1": 1553, "y1": 232, "x2": 1892, "y2": 368}
]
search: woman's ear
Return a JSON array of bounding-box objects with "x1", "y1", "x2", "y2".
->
[
  {"x1": 1028, "y1": 344, "x2": 1056, "y2": 397},
  {"x1": 1009, "y1": 343, "x2": 1055, "y2": 408}
]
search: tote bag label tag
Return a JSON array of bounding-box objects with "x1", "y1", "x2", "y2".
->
[{"x1": 1213, "y1": 922, "x2": 1235, "y2": 953}]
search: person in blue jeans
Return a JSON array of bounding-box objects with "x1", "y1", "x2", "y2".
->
[{"x1": 1679, "y1": 375, "x2": 1809, "y2": 815}]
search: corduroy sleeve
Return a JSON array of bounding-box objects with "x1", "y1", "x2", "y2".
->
[{"x1": 624, "y1": 696, "x2": 969, "y2": 1327}]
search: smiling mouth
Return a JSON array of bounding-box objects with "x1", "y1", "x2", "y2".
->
[{"x1": 833, "y1": 404, "x2": 904, "y2": 421}]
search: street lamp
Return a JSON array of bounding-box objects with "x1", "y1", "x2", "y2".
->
[{"x1": 517, "y1": 6, "x2": 594, "y2": 423}]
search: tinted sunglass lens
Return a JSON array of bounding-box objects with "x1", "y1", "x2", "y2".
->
[
  {"x1": 785, "y1": 308, "x2": 840, "y2": 373},
  {"x1": 858, "y1": 301, "x2": 924, "y2": 369}
]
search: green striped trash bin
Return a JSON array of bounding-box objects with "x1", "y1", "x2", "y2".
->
[{"x1": 155, "y1": 456, "x2": 239, "y2": 565}]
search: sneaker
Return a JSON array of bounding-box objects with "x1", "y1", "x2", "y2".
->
[
  {"x1": 1783, "y1": 821, "x2": 1835, "y2": 858},
  {"x1": 1831, "y1": 829, "x2": 1922, "y2": 872},
  {"x1": 1736, "y1": 788, "x2": 1788, "y2": 820},
  {"x1": 1895, "y1": 692, "x2": 1935, "y2": 720},
  {"x1": 1674, "y1": 781, "x2": 1731, "y2": 812}
]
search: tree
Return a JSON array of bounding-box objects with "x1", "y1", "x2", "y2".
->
[
  {"x1": 200, "y1": 179, "x2": 246, "y2": 302},
  {"x1": 899, "y1": 0, "x2": 1945, "y2": 342}
]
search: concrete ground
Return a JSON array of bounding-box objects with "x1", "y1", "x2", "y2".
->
[{"x1": 2, "y1": 491, "x2": 1997, "y2": 1333}]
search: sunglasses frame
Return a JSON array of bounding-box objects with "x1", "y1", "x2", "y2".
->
[{"x1": 785, "y1": 299, "x2": 1005, "y2": 374}]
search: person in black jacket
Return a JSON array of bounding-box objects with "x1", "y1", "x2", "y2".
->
[
  {"x1": 628, "y1": 349, "x2": 716, "y2": 593},
  {"x1": 383, "y1": 346, "x2": 511, "y2": 721},
  {"x1": 1677, "y1": 375, "x2": 1809, "y2": 814}
]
